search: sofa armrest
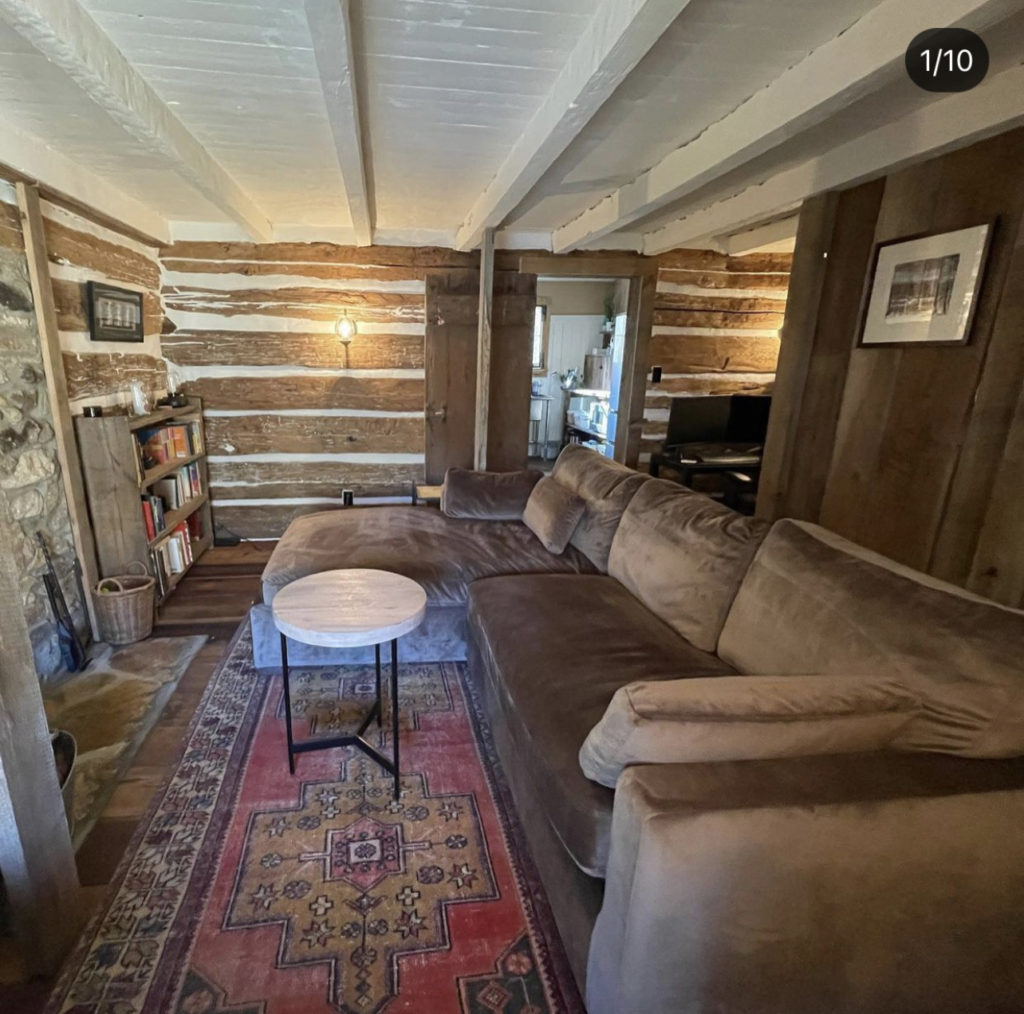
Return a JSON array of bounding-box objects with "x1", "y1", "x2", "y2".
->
[{"x1": 587, "y1": 753, "x2": 1024, "y2": 1014}]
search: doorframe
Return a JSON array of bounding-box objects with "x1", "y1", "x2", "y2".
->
[{"x1": 518, "y1": 254, "x2": 657, "y2": 468}]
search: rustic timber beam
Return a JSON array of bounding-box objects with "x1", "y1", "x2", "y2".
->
[
  {"x1": 644, "y1": 62, "x2": 1024, "y2": 254},
  {"x1": 0, "y1": 0, "x2": 274, "y2": 242},
  {"x1": 304, "y1": 0, "x2": 373, "y2": 246},
  {"x1": 474, "y1": 228, "x2": 495, "y2": 471},
  {"x1": 17, "y1": 181, "x2": 102, "y2": 640},
  {"x1": 552, "y1": 0, "x2": 1018, "y2": 253},
  {"x1": 0, "y1": 489, "x2": 82, "y2": 975},
  {"x1": 453, "y1": 0, "x2": 690, "y2": 252}
]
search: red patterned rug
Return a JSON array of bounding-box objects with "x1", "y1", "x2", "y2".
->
[{"x1": 46, "y1": 624, "x2": 583, "y2": 1014}]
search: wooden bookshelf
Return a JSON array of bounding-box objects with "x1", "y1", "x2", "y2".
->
[{"x1": 75, "y1": 398, "x2": 213, "y2": 606}]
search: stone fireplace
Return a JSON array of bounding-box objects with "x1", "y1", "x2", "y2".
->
[{"x1": 0, "y1": 230, "x2": 85, "y2": 677}]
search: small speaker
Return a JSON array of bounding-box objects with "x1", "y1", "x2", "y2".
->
[
  {"x1": 342, "y1": 489, "x2": 354, "y2": 506},
  {"x1": 651, "y1": 365, "x2": 663, "y2": 384}
]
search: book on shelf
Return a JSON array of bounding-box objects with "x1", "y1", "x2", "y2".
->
[
  {"x1": 141, "y1": 498, "x2": 155, "y2": 540},
  {"x1": 150, "y1": 517, "x2": 202, "y2": 588},
  {"x1": 136, "y1": 420, "x2": 203, "y2": 471},
  {"x1": 140, "y1": 493, "x2": 166, "y2": 539}
]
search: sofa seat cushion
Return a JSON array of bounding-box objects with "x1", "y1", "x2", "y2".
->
[
  {"x1": 262, "y1": 506, "x2": 596, "y2": 606},
  {"x1": 467, "y1": 573, "x2": 734, "y2": 876}
]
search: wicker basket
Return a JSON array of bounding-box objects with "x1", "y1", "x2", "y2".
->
[{"x1": 93, "y1": 561, "x2": 156, "y2": 644}]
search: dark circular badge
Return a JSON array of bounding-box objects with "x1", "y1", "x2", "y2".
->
[{"x1": 906, "y1": 28, "x2": 988, "y2": 92}]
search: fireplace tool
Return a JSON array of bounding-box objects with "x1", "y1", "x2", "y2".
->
[{"x1": 36, "y1": 531, "x2": 88, "y2": 672}]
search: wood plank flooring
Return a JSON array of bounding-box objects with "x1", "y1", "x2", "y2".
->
[{"x1": 0, "y1": 542, "x2": 272, "y2": 1013}]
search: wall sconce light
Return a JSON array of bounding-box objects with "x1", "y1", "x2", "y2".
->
[{"x1": 336, "y1": 312, "x2": 356, "y2": 344}]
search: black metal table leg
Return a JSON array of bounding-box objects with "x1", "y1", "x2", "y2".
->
[
  {"x1": 390, "y1": 638, "x2": 400, "y2": 799},
  {"x1": 279, "y1": 633, "x2": 400, "y2": 790},
  {"x1": 280, "y1": 633, "x2": 295, "y2": 774},
  {"x1": 375, "y1": 643, "x2": 382, "y2": 729}
]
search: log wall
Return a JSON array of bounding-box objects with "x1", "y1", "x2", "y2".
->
[
  {"x1": 159, "y1": 243, "x2": 791, "y2": 537},
  {"x1": 42, "y1": 202, "x2": 167, "y2": 413},
  {"x1": 159, "y1": 242, "x2": 457, "y2": 540},
  {"x1": 640, "y1": 250, "x2": 791, "y2": 462}
]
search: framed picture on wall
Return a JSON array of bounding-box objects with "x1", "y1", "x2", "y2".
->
[
  {"x1": 86, "y1": 281, "x2": 144, "y2": 343},
  {"x1": 858, "y1": 223, "x2": 992, "y2": 347}
]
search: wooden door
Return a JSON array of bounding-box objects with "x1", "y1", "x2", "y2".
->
[
  {"x1": 424, "y1": 270, "x2": 478, "y2": 483},
  {"x1": 487, "y1": 271, "x2": 536, "y2": 471},
  {"x1": 425, "y1": 269, "x2": 536, "y2": 481}
]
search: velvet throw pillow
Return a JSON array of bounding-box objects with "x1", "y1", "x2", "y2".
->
[
  {"x1": 441, "y1": 467, "x2": 542, "y2": 521},
  {"x1": 523, "y1": 476, "x2": 586, "y2": 555}
]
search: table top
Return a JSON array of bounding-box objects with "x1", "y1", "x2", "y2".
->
[{"x1": 272, "y1": 569, "x2": 427, "y2": 647}]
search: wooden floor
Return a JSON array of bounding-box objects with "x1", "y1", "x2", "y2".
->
[{"x1": 0, "y1": 542, "x2": 273, "y2": 1013}]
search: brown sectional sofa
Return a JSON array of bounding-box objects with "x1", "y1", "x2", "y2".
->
[{"x1": 254, "y1": 444, "x2": 1024, "y2": 1012}]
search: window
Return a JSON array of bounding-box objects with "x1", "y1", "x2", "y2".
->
[{"x1": 531, "y1": 302, "x2": 548, "y2": 370}]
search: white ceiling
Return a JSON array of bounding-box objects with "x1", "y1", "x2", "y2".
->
[{"x1": 0, "y1": 0, "x2": 1021, "y2": 249}]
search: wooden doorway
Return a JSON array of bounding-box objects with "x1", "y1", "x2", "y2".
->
[
  {"x1": 424, "y1": 269, "x2": 537, "y2": 482},
  {"x1": 519, "y1": 255, "x2": 656, "y2": 468}
]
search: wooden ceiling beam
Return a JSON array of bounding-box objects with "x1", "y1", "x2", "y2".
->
[
  {"x1": 305, "y1": 0, "x2": 373, "y2": 247},
  {"x1": 453, "y1": 0, "x2": 690, "y2": 252},
  {"x1": 0, "y1": 0, "x2": 274, "y2": 242},
  {"x1": 642, "y1": 63, "x2": 1024, "y2": 254},
  {"x1": 552, "y1": 0, "x2": 1019, "y2": 253}
]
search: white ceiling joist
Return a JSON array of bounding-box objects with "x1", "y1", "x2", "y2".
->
[
  {"x1": 643, "y1": 62, "x2": 1024, "y2": 255},
  {"x1": 305, "y1": 0, "x2": 372, "y2": 247},
  {"x1": 719, "y1": 217, "x2": 799, "y2": 257},
  {"x1": 453, "y1": 0, "x2": 691, "y2": 252},
  {"x1": 0, "y1": 0, "x2": 274, "y2": 242},
  {"x1": 1, "y1": 121, "x2": 169, "y2": 244},
  {"x1": 552, "y1": 0, "x2": 1019, "y2": 253}
]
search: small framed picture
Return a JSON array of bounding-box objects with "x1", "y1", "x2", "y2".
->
[
  {"x1": 858, "y1": 223, "x2": 993, "y2": 347},
  {"x1": 86, "y1": 281, "x2": 144, "y2": 343}
]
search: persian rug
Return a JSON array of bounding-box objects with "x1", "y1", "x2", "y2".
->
[
  {"x1": 43, "y1": 635, "x2": 208, "y2": 846},
  {"x1": 46, "y1": 623, "x2": 583, "y2": 1014}
]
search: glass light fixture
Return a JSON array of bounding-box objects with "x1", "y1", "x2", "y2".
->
[{"x1": 336, "y1": 312, "x2": 356, "y2": 343}]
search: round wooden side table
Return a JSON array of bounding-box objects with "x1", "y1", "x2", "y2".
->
[{"x1": 271, "y1": 568, "x2": 427, "y2": 798}]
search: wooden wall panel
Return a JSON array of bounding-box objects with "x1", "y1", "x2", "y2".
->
[
  {"x1": 208, "y1": 460, "x2": 423, "y2": 501},
  {"x1": 820, "y1": 129, "x2": 1024, "y2": 578},
  {"x1": 179, "y1": 375, "x2": 424, "y2": 413},
  {"x1": 640, "y1": 252, "x2": 792, "y2": 461},
  {"x1": 764, "y1": 126, "x2": 1024, "y2": 606},
  {"x1": 204, "y1": 414, "x2": 423, "y2": 456},
  {"x1": 162, "y1": 331, "x2": 423, "y2": 370},
  {"x1": 757, "y1": 181, "x2": 885, "y2": 523}
]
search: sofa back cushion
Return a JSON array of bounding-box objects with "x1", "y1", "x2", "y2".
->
[
  {"x1": 718, "y1": 519, "x2": 1024, "y2": 756},
  {"x1": 441, "y1": 467, "x2": 542, "y2": 520},
  {"x1": 550, "y1": 444, "x2": 648, "y2": 571},
  {"x1": 607, "y1": 479, "x2": 768, "y2": 652},
  {"x1": 522, "y1": 477, "x2": 586, "y2": 554}
]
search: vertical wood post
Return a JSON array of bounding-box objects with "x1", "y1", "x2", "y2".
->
[
  {"x1": 16, "y1": 181, "x2": 101, "y2": 640},
  {"x1": 0, "y1": 489, "x2": 82, "y2": 975},
  {"x1": 474, "y1": 228, "x2": 495, "y2": 472},
  {"x1": 615, "y1": 270, "x2": 657, "y2": 468}
]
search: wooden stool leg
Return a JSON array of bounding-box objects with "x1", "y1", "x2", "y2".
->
[
  {"x1": 280, "y1": 633, "x2": 295, "y2": 775},
  {"x1": 390, "y1": 638, "x2": 400, "y2": 799}
]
